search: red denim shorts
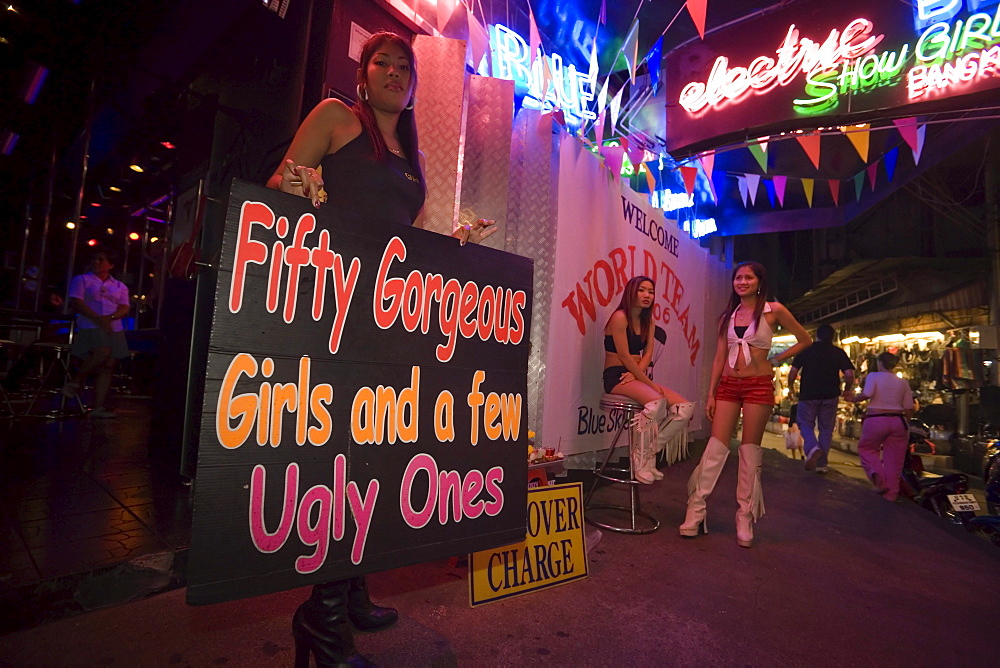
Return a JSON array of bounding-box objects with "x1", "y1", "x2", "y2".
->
[{"x1": 715, "y1": 375, "x2": 775, "y2": 406}]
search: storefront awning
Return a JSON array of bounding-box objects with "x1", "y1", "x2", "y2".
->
[{"x1": 788, "y1": 257, "x2": 987, "y2": 327}]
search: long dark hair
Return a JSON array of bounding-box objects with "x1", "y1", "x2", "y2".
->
[
  {"x1": 609, "y1": 276, "x2": 655, "y2": 343},
  {"x1": 354, "y1": 31, "x2": 425, "y2": 195},
  {"x1": 718, "y1": 261, "x2": 770, "y2": 336}
]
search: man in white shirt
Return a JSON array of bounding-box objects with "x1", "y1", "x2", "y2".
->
[{"x1": 62, "y1": 251, "x2": 131, "y2": 418}]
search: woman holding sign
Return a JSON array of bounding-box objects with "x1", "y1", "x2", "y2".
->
[
  {"x1": 266, "y1": 32, "x2": 496, "y2": 246},
  {"x1": 267, "y1": 31, "x2": 494, "y2": 667},
  {"x1": 603, "y1": 276, "x2": 695, "y2": 484},
  {"x1": 679, "y1": 261, "x2": 810, "y2": 547}
]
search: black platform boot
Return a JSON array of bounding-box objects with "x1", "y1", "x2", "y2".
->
[
  {"x1": 346, "y1": 576, "x2": 398, "y2": 632},
  {"x1": 292, "y1": 579, "x2": 374, "y2": 668}
]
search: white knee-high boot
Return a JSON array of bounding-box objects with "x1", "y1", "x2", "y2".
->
[
  {"x1": 630, "y1": 399, "x2": 666, "y2": 484},
  {"x1": 658, "y1": 402, "x2": 696, "y2": 466},
  {"x1": 679, "y1": 436, "x2": 730, "y2": 536},
  {"x1": 735, "y1": 443, "x2": 766, "y2": 548}
]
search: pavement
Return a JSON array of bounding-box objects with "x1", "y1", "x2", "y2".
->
[{"x1": 2, "y1": 434, "x2": 998, "y2": 666}]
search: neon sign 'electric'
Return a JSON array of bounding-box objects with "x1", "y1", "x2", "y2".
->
[{"x1": 678, "y1": 19, "x2": 883, "y2": 114}]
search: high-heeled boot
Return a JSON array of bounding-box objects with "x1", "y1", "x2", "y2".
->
[
  {"x1": 655, "y1": 402, "x2": 696, "y2": 473},
  {"x1": 630, "y1": 399, "x2": 666, "y2": 484},
  {"x1": 679, "y1": 436, "x2": 730, "y2": 536},
  {"x1": 735, "y1": 443, "x2": 766, "y2": 548},
  {"x1": 347, "y1": 576, "x2": 398, "y2": 632},
  {"x1": 293, "y1": 579, "x2": 373, "y2": 667}
]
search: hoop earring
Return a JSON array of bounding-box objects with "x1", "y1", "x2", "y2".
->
[
  {"x1": 405, "y1": 99, "x2": 414, "y2": 111},
  {"x1": 356, "y1": 84, "x2": 368, "y2": 101}
]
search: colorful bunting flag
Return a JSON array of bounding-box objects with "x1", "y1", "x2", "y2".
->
[
  {"x1": 773, "y1": 175, "x2": 787, "y2": 207},
  {"x1": 866, "y1": 161, "x2": 879, "y2": 191},
  {"x1": 914, "y1": 125, "x2": 926, "y2": 164},
  {"x1": 466, "y1": 7, "x2": 490, "y2": 72},
  {"x1": 610, "y1": 87, "x2": 624, "y2": 129},
  {"x1": 853, "y1": 171, "x2": 865, "y2": 200},
  {"x1": 699, "y1": 151, "x2": 717, "y2": 203},
  {"x1": 643, "y1": 161, "x2": 657, "y2": 193},
  {"x1": 748, "y1": 140, "x2": 768, "y2": 172},
  {"x1": 845, "y1": 123, "x2": 870, "y2": 163},
  {"x1": 746, "y1": 173, "x2": 760, "y2": 205},
  {"x1": 796, "y1": 132, "x2": 822, "y2": 170},
  {"x1": 597, "y1": 77, "x2": 609, "y2": 113},
  {"x1": 599, "y1": 0, "x2": 607, "y2": 25},
  {"x1": 529, "y1": 8, "x2": 541, "y2": 67},
  {"x1": 893, "y1": 117, "x2": 920, "y2": 155},
  {"x1": 595, "y1": 109, "x2": 606, "y2": 148},
  {"x1": 828, "y1": 180, "x2": 840, "y2": 206},
  {"x1": 687, "y1": 0, "x2": 708, "y2": 39},
  {"x1": 626, "y1": 136, "x2": 645, "y2": 167},
  {"x1": 646, "y1": 36, "x2": 664, "y2": 93},
  {"x1": 737, "y1": 175, "x2": 749, "y2": 206},
  {"x1": 802, "y1": 178, "x2": 814, "y2": 207},
  {"x1": 680, "y1": 165, "x2": 698, "y2": 196},
  {"x1": 623, "y1": 19, "x2": 640, "y2": 84},
  {"x1": 764, "y1": 179, "x2": 776, "y2": 208},
  {"x1": 884, "y1": 147, "x2": 899, "y2": 182},
  {"x1": 600, "y1": 145, "x2": 625, "y2": 179}
]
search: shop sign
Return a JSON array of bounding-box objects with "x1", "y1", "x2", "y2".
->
[
  {"x1": 489, "y1": 23, "x2": 597, "y2": 127},
  {"x1": 468, "y1": 483, "x2": 588, "y2": 606},
  {"x1": 665, "y1": 0, "x2": 1000, "y2": 151},
  {"x1": 187, "y1": 180, "x2": 533, "y2": 605}
]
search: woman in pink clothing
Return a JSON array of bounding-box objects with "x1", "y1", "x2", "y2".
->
[{"x1": 846, "y1": 351, "x2": 914, "y2": 501}]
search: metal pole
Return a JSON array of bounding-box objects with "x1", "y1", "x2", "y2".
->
[
  {"x1": 64, "y1": 79, "x2": 95, "y2": 309},
  {"x1": 37, "y1": 146, "x2": 56, "y2": 312},
  {"x1": 15, "y1": 180, "x2": 33, "y2": 310}
]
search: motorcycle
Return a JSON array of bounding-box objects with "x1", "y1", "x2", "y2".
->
[{"x1": 900, "y1": 419, "x2": 978, "y2": 528}]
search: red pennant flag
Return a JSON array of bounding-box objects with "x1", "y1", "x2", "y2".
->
[
  {"x1": 687, "y1": 0, "x2": 708, "y2": 39},
  {"x1": 529, "y1": 8, "x2": 541, "y2": 67},
  {"x1": 828, "y1": 179, "x2": 840, "y2": 206},
  {"x1": 699, "y1": 151, "x2": 717, "y2": 203},
  {"x1": 796, "y1": 132, "x2": 821, "y2": 170},
  {"x1": 680, "y1": 165, "x2": 698, "y2": 196},
  {"x1": 867, "y1": 161, "x2": 879, "y2": 191}
]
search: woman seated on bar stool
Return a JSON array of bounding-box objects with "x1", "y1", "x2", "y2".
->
[{"x1": 603, "y1": 275, "x2": 695, "y2": 484}]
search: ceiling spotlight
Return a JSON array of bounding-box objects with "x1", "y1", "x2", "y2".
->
[
  {"x1": 106, "y1": 227, "x2": 114, "y2": 235},
  {"x1": 110, "y1": 186, "x2": 121, "y2": 192},
  {"x1": 161, "y1": 141, "x2": 176, "y2": 149},
  {"x1": 130, "y1": 164, "x2": 143, "y2": 173},
  {"x1": 149, "y1": 236, "x2": 159, "y2": 243},
  {"x1": 87, "y1": 239, "x2": 98, "y2": 247},
  {"x1": 129, "y1": 232, "x2": 140, "y2": 240},
  {"x1": 65, "y1": 221, "x2": 76, "y2": 229},
  {"x1": 91, "y1": 202, "x2": 101, "y2": 207}
]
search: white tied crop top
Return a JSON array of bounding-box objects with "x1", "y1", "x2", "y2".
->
[{"x1": 727, "y1": 302, "x2": 774, "y2": 368}]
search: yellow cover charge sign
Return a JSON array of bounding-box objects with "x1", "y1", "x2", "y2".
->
[{"x1": 469, "y1": 482, "x2": 589, "y2": 606}]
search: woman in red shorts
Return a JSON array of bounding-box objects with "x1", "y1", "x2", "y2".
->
[{"x1": 679, "y1": 261, "x2": 810, "y2": 546}]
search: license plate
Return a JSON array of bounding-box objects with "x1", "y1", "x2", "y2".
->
[{"x1": 947, "y1": 494, "x2": 981, "y2": 512}]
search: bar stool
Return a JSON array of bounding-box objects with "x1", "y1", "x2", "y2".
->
[
  {"x1": 584, "y1": 393, "x2": 660, "y2": 534},
  {"x1": 23, "y1": 341, "x2": 86, "y2": 417},
  {"x1": 0, "y1": 339, "x2": 17, "y2": 417}
]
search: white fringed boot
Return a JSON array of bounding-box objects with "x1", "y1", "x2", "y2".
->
[
  {"x1": 735, "y1": 443, "x2": 766, "y2": 547},
  {"x1": 629, "y1": 399, "x2": 666, "y2": 484}
]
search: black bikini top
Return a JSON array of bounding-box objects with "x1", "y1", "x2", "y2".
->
[{"x1": 605, "y1": 327, "x2": 645, "y2": 355}]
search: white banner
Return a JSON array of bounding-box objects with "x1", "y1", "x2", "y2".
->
[{"x1": 543, "y1": 137, "x2": 716, "y2": 457}]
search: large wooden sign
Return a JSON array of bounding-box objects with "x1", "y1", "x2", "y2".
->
[{"x1": 186, "y1": 180, "x2": 533, "y2": 605}]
